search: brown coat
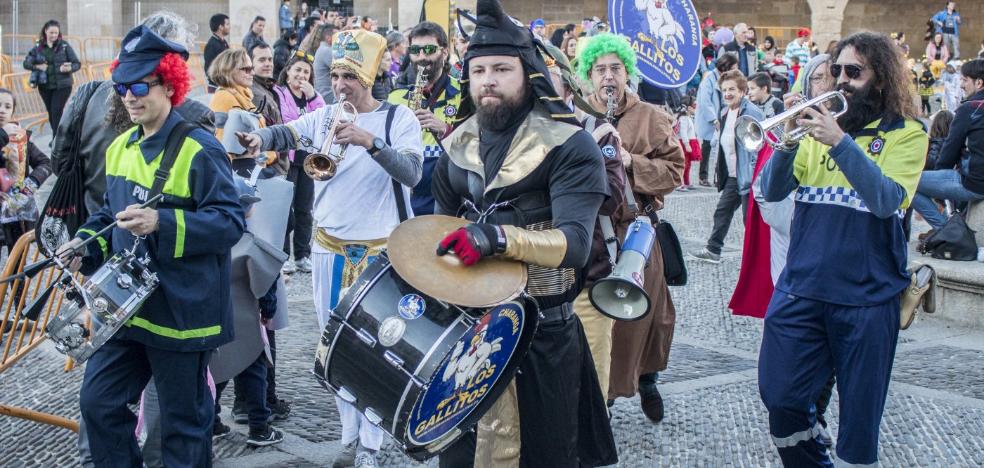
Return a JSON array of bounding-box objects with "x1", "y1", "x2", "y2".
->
[{"x1": 587, "y1": 91, "x2": 684, "y2": 399}]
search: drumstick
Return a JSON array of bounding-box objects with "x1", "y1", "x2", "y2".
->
[{"x1": 0, "y1": 194, "x2": 163, "y2": 284}]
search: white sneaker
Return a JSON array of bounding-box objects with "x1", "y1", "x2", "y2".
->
[
  {"x1": 354, "y1": 451, "x2": 378, "y2": 467},
  {"x1": 294, "y1": 257, "x2": 313, "y2": 273},
  {"x1": 281, "y1": 260, "x2": 297, "y2": 275}
]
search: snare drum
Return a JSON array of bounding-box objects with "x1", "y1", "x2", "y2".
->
[
  {"x1": 313, "y1": 253, "x2": 537, "y2": 461},
  {"x1": 45, "y1": 251, "x2": 158, "y2": 363}
]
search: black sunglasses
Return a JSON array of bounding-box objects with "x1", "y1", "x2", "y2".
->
[
  {"x1": 830, "y1": 63, "x2": 864, "y2": 80},
  {"x1": 113, "y1": 79, "x2": 162, "y2": 97},
  {"x1": 294, "y1": 50, "x2": 314, "y2": 63},
  {"x1": 408, "y1": 44, "x2": 440, "y2": 56}
]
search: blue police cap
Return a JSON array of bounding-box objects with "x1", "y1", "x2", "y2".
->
[{"x1": 112, "y1": 25, "x2": 190, "y2": 84}]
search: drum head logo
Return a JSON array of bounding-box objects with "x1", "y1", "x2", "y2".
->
[
  {"x1": 378, "y1": 316, "x2": 407, "y2": 347},
  {"x1": 398, "y1": 294, "x2": 426, "y2": 320},
  {"x1": 609, "y1": 0, "x2": 701, "y2": 87},
  {"x1": 406, "y1": 303, "x2": 525, "y2": 446}
]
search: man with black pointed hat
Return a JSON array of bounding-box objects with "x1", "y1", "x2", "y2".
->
[
  {"x1": 432, "y1": 0, "x2": 618, "y2": 465},
  {"x1": 56, "y1": 25, "x2": 244, "y2": 467}
]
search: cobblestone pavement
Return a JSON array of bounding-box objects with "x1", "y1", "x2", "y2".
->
[{"x1": 2, "y1": 188, "x2": 984, "y2": 467}]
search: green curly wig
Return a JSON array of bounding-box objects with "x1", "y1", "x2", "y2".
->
[{"x1": 576, "y1": 33, "x2": 639, "y2": 82}]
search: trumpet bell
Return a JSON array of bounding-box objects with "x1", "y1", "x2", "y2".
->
[
  {"x1": 736, "y1": 116, "x2": 766, "y2": 152},
  {"x1": 304, "y1": 153, "x2": 338, "y2": 181}
]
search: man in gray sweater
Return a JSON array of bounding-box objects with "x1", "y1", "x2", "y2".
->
[{"x1": 312, "y1": 24, "x2": 337, "y2": 103}]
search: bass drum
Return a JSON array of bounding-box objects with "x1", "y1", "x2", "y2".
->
[{"x1": 313, "y1": 253, "x2": 537, "y2": 460}]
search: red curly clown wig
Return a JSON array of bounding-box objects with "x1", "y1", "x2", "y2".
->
[{"x1": 110, "y1": 52, "x2": 191, "y2": 106}]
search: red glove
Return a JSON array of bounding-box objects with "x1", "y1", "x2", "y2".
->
[{"x1": 436, "y1": 223, "x2": 505, "y2": 267}]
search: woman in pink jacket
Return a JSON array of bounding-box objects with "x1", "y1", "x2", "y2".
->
[{"x1": 274, "y1": 52, "x2": 326, "y2": 274}]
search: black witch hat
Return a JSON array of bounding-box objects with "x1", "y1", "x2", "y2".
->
[{"x1": 457, "y1": 0, "x2": 579, "y2": 125}]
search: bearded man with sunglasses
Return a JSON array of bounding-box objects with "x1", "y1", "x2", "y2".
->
[
  {"x1": 387, "y1": 21, "x2": 463, "y2": 215},
  {"x1": 238, "y1": 29, "x2": 423, "y2": 468},
  {"x1": 757, "y1": 32, "x2": 927, "y2": 467},
  {"x1": 57, "y1": 25, "x2": 245, "y2": 467}
]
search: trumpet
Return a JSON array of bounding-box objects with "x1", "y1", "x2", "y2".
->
[
  {"x1": 736, "y1": 91, "x2": 848, "y2": 151},
  {"x1": 304, "y1": 93, "x2": 359, "y2": 181}
]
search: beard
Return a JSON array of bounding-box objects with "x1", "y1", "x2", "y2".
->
[
  {"x1": 414, "y1": 59, "x2": 444, "y2": 80},
  {"x1": 106, "y1": 93, "x2": 136, "y2": 133},
  {"x1": 836, "y1": 81, "x2": 881, "y2": 134},
  {"x1": 475, "y1": 85, "x2": 530, "y2": 132}
]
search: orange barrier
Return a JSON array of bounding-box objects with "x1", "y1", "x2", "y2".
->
[
  {"x1": 187, "y1": 54, "x2": 208, "y2": 93},
  {"x1": 1, "y1": 72, "x2": 48, "y2": 124},
  {"x1": 85, "y1": 61, "x2": 113, "y2": 83},
  {"x1": 0, "y1": 54, "x2": 11, "y2": 80},
  {"x1": 0, "y1": 231, "x2": 80, "y2": 433},
  {"x1": 81, "y1": 37, "x2": 121, "y2": 63}
]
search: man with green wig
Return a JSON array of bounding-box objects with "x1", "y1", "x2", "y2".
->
[{"x1": 577, "y1": 33, "x2": 684, "y2": 423}]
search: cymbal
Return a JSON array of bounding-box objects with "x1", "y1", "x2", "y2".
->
[{"x1": 387, "y1": 215, "x2": 527, "y2": 308}]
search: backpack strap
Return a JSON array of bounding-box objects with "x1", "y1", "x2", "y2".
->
[
  {"x1": 148, "y1": 121, "x2": 196, "y2": 209},
  {"x1": 384, "y1": 104, "x2": 409, "y2": 222}
]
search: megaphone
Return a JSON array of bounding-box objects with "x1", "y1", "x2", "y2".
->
[{"x1": 589, "y1": 218, "x2": 655, "y2": 321}]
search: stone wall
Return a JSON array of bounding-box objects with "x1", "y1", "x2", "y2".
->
[
  {"x1": 0, "y1": 0, "x2": 68, "y2": 57},
  {"x1": 842, "y1": 1, "x2": 981, "y2": 61}
]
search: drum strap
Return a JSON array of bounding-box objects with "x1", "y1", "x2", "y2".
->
[
  {"x1": 384, "y1": 104, "x2": 409, "y2": 222},
  {"x1": 148, "y1": 121, "x2": 196, "y2": 209}
]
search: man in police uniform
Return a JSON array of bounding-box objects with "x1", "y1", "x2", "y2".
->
[
  {"x1": 758, "y1": 32, "x2": 927, "y2": 466},
  {"x1": 387, "y1": 21, "x2": 462, "y2": 215},
  {"x1": 58, "y1": 26, "x2": 244, "y2": 467},
  {"x1": 433, "y1": 0, "x2": 617, "y2": 465}
]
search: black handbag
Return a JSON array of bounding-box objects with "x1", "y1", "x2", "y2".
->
[
  {"x1": 641, "y1": 204, "x2": 688, "y2": 286},
  {"x1": 34, "y1": 81, "x2": 102, "y2": 256},
  {"x1": 919, "y1": 211, "x2": 978, "y2": 261}
]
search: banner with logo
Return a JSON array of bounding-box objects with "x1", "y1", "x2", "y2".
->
[{"x1": 609, "y1": 0, "x2": 701, "y2": 88}]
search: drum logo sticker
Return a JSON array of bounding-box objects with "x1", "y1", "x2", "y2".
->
[
  {"x1": 398, "y1": 294, "x2": 426, "y2": 320},
  {"x1": 378, "y1": 316, "x2": 407, "y2": 347},
  {"x1": 407, "y1": 303, "x2": 525, "y2": 446}
]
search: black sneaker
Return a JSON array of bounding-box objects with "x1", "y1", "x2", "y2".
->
[
  {"x1": 268, "y1": 398, "x2": 291, "y2": 421},
  {"x1": 212, "y1": 420, "x2": 232, "y2": 440},
  {"x1": 246, "y1": 426, "x2": 285, "y2": 447}
]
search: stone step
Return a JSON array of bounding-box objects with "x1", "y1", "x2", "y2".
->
[{"x1": 909, "y1": 247, "x2": 984, "y2": 330}]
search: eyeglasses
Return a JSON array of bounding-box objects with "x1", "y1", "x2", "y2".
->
[
  {"x1": 112, "y1": 79, "x2": 162, "y2": 97},
  {"x1": 830, "y1": 63, "x2": 864, "y2": 80},
  {"x1": 592, "y1": 64, "x2": 624, "y2": 77},
  {"x1": 408, "y1": 44, "x2": 440, "y2": 56},
  {"x1": 239, "y1": 66, "x2": 255, "y2": 74},
  {"x1": 294, "y1": 50, "x2": 314, "y2": 63}
]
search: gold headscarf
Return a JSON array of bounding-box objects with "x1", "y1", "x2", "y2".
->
[{"x1": 331, "y1": 29, "x2": 386, "y2": 89}]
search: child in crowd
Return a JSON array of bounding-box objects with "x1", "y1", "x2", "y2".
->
[
  {"x1": 919, "y1": 65, "x2": 936, "y2": 116},
  {"x1": 675, "y1": 96, "x2": 700, "y2": 191},
  {"x1": 0, "y1": 88, "x2": 52, "y2": 253}
]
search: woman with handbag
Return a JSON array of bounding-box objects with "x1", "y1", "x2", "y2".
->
[
  {"x1": 22, "y1": 20, "x2": 81, "y2": 132},
  {"x1": 208, "y1": 49, "x2": 276, "y2": 170},
  {"x1": 0, "y1": 89, "x2": 52, "y2": 253},
  {"x1": 273, "y1": 53, "x2": 325, "y2": 273}
]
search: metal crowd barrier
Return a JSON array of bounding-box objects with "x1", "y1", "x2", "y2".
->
[{"x1": 0, "y1": 230, "x2": 80, "y2": 433}]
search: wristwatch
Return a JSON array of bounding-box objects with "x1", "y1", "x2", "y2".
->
[{"x1": 368, "y1": 137, "x2": 386, "y2": 156}]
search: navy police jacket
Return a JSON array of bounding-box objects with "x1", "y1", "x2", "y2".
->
[{"x1": 77, "y1": 111, "x2": 245, "y2": 352}]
